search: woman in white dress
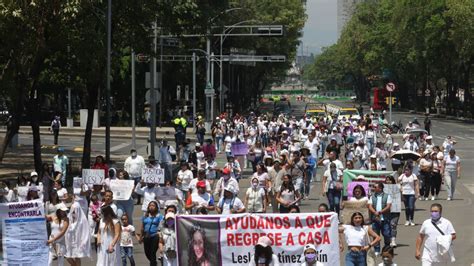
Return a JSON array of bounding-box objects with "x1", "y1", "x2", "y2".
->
[
  {"x1": 96, "y1": 205, "x2": 122, "y2": 266},
  {"x1": 47, "y1": 203, "x2": 70, "y2": 266},
  {"x1": 65, "y1": 200, "x2": 91, "y2": 266}
]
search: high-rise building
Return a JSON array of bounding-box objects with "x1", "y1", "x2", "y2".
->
[{"x1": 337, "y1": 0, "x2": 365, "y2": 37}]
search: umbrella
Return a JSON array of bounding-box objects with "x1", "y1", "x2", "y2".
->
[
  {"x1": 407, "y1": 128, "x2": 428, "y2": 135},
  {"x1": 391, "y1": 149, "x2": 421, "y2": 161}
]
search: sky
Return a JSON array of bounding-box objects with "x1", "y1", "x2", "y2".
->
[{"x1": 299, "y1": 0, "x2": 338, "y2": 56}]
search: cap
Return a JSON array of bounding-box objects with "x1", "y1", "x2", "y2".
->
[
  {"x1": 393, "y1": 143, "x2": 400, "y2": 146},
  {"x1": 370, "y1": 154, "x2": 377, "y2": 159},
  {"x1": 304, "y1": 243, "x2": 317, "y2": 253},
  {"x1": 196, "y1": 180, "x2": 206, "y2": 188},
  {"x1": 221, "y1": 168, "x2": 231, "y2": 175},
  {"x1": 56, "y1": 203, "x2": 68, "y2": 211},
  {"x1": 426, "y1": 135, "x2": 433, "y2": 140},
  {"x1": 273, "y1": 158, "x2": 281, "y2": 164},
  {"x1": 257, "y1": 236, "x2": 272, "y2": 247},
  {"x1": 165, "y1": 212, "x2": 175, "y2": 220},
  {"x1": 282, "y1": 130, "x2": 288, "y2": 134},
  {"x1": 195, "y1": 143, "x2": 201, "y2": 147},
  {"x1": 30, "y1": 171, "x2": 38, "y2": 177}
]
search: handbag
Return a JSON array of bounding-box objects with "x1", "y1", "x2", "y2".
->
[
  {"x1": 335, "y1": 181, "x2": 344, "y2": 191},
  {"x1": 363, "y1": 225, "x2": 376, "y2": 266}
]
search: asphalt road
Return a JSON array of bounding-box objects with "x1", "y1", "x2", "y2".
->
[{"x1": 15, "y1": 110, "x2": 474, "y2": 265}]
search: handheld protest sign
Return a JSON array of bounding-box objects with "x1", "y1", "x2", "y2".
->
[
  {"x1": 384, "y1": 184, "x2": 401, "y2": 213},
  {"x1": 109, "y1": 179, "x2": 135, "y2": 200},
  {"x1": 341, "y1": 199, "x2": 370, "y2": 225},
  {"x1": 156, "y1": 187, "x2": 176, "y2": 201},
  {"x1": 72, "y1": 177, "x2": 83, "y2": 195},
  {"x1": 142, "y1": 168, "x2": 164, "y2": 184},
  {"x1": 230, "y1": 142, "x2": 249, "y2": 156},
  {"x1": 82, "y1": 169, "x2": 105, "y2": 185}
]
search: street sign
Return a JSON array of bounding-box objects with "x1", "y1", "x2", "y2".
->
[
  {"x1": 136, "y1": 53, "x2": 150, "y2": 63},
  {"x1": 205, "y1": 89, "x2": 215, "y2": 95},
  {"x1": 385, "y1": 82, "x2": 396, "y2": 92},
  {"x1": 145, "y1": 72, "x2": 161, "y2": 89},
  {"x1": 145, "y1": 89, "x2": 161, "y2": 103}
]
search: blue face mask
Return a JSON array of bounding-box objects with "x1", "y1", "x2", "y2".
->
[
  {"x1": 305, "y1": 253, "x2": 316, "y2": 262},
  {"x1": 431, "y1": 211, "x2": 441, "y2": 222}
]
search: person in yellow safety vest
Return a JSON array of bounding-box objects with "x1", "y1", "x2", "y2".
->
[
  {"x1": 180, "y1": 117, "x2": 187, "y2": 128},
  {"x1": 173, "y1": 117, "x2": 181, "y2": 127}
]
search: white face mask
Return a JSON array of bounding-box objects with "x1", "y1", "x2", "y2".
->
[{"x1": 32, "y1": 177, "x2": 38, "y2": 182}]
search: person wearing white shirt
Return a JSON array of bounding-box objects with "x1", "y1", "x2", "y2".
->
[
  {"x1": 214, "y1": 168, "x2": 239, "y2": 199},
  {"x1": 134, "y1": 182, "x2": 160, "y2": 215},
  {"x1": 189, "y1": 169, "x2": 212, "y2": 194},
  {"x1": 124, "y1": 149, "x2": 146, "y2": 184},
  {"x1": 175, "y1": 162, "x2": 194, "y2": 195},
  {"x1": 416, "y1": 203, "x2": 456, "y2": 265},
  {"x1": 300, "y1": 243, "x2": 325, "y2": 266},
  {"x1": 398, "y1": 167, "x2": 420, "y2": 226},
  {"x1": 403, "y1": 137, "x2": 419, "y2": 152},
  {"x1": 216, "y1": 186, "x2": 245, "y2": 214},
  {"x1": 355, "y1": 141, "x2": 370, "y2": 169},
  {"x1": 442, "y1": 149, "x2": 461, "y2": 201}
]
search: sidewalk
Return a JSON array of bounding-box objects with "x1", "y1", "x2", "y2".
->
[{"x1": 0, "y1": 126, "x2": 206, "y2": 141}]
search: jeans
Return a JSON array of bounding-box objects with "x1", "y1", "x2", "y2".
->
[
  {"x1": 144, "y1": 235, "x2": 159, "y2": 266},
  {"x1": 371, "y1": 219, "x2": 391, "y2": 252},
  {"x1": 121, "y1": 246, "x2": 136, "y2": 266},
  {"x1": 402, "y1": 194, "x2": 415, "y2": 221},
  {"x1": 389, "y1": 213, "x2": 400, "y2": 238},
  {"x1": 420, "y1": 171, "x2": 431, "y2": 197},
  {"x1": 367, "y1": 138, "x2": 374, "y2": 154},
  {"x1": 216, "y1": 136, "x2": 223, "y2": 152},
  {"x1": 327, "y1": 189, "x2": 341, "y2": 215},
  {"x1": 304, "y1": 168, "x2": 313, "y2": 196},
  {"x1": 444, "y1": 171, "x2": 457, "y2": 199},
  {"x1": 345, "y1": 250, "x2": 367, "y2": 266},
  {"x1": 160, "y1": 162, "x2": 173, "y2": 183},
  {"x1": 53, "y1": 129, "x2": 60, "y2": 145},
  {"x1": 431, "y1": 172, "x2": 442, "y2": 196}
]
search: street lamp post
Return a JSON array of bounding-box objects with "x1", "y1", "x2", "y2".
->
[
  {"x1": 219, "y1": 19, "x2": 256, "y2": 113},
  {"x1": 105, "y1": 0, "x2": 111, "y2": 163}
]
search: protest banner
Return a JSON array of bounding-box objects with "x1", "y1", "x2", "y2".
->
[
  {"x1": 342, "y1": 169, "x2": 395, "y2": 196},
  {"x1": 0, "y1": 200, "x2": 48, "y2": 265},
  {"x1": 176, "y1": 213, "x2": 340, "y2": 266},
  {"x1": 384, "y1": 184, "x2": 402, "y2": 213},
  {"x1": 347, "y1": 181, "x2": 369, "y2": 199},
  {"x1": 109, "y1": 179, "x2": 135, "y2": 200},
  {"x1": 341, "y1": 199, "x2": 370, "y2": 224},
  {"x1": 142, "y1": 168, "x2": 165, "y2": 184},
  {"x1": 156, "y1": 187, "x2": 176, "y2": 201},
  {"x1": 231, "y1": 142, "x2": 249, "y2": 156},
  {"x1": 82, "y1": 169, "x2": 105, "y2": 185}
]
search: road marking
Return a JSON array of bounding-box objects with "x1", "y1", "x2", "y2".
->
[
  {"x1": 111, "y1": 142, "x2": 130, "y2": 152},
  {"x1": 465, "y1": 136, "x2": 474, "y2": 140},
  {"x1": 434, "y1": 136, "x2": 444, "y2": 140},
  {"x1": 453, "y1": 135, "x2": 466, "y2": 140},
  {"x1": 463, "y1": 184, "x2": 474, "y2": 195}
]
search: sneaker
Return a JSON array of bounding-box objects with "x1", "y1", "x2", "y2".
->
[
  {"x1": 431, "y1": 196, "x2": 435, "y2": 201},
  {"x1": 374, "y1": 252, "x2": 380, "y2": 257},
  {"x1": 390, "y1": 237, "x2": 397, "y2": 247},
  {"x1": 419, "y1": 197, "x2": 424, "y2": 201},
  {"x1": 410, "y1": 221, "x2": 416, "y2": 226},
  {"x1": 447, "y1": 197, "x2": 451, "y2": 201},
  {"x1": 404, "y1": 221, "x2": 410, "y2": 226}
]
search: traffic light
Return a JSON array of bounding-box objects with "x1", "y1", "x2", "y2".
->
[{"x1": 385, "y1": 97, "x2": 396, "y2": 105}]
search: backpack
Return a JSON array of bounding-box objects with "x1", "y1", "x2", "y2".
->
[{"x1": 52, "y1": 119, "x2": 60, "y2": 129}]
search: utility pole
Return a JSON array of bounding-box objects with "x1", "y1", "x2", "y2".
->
[
  {"x1": 105, "y1": 0, "x2": 111, "y2": 163},
  {"x1": 131, "y1": 50, "x2": 136, "y2": 149},
  {"x1": 150, "y1": 22, "x2": 157, "y2": 158},
  {"x1": 67, "y1": 45, "x2": 73, "y2": 128},
  {"x1": 159, "y1": 28, "x2": 163, "y2": 127},
  {"x1": 192, "y1": 53, "x2": 197, "y2": 128},
  {"x1": 205, "y1": 28, "x2": 211, "y2": 128}
]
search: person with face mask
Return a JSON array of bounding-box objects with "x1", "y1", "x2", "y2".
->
[
  {"x1": 378, "y1": 246, "x2": 397, "y2": 266},
  {"x1": 442, "y1": 149, "x2": 461, "y2": 201},
  {"x1": 213, "y1": 168, "x2": 239, "y2": 199},
  {"x1": 159, "y1": 212, "x2": 177, "y2": 266},
  {"x1": 249, "y1": 236, "x2": 280, "y2": 266},
  {"x1": 300, "y1": 244, "x2": 324, "y2": 266},
  {"x1": 415, "y1": 203, "x2": 456, "y2": 265},
  {"x1": 124, "y1": 149, "x2": 145, "y2": 205},
  {"x1": 134, "y1": 180, "x2": 160, "y2": 216},
  {"x1": 245, "y1": 177, "x2": 267, "y2": 213},
  {"x1": 398, "y1": 165, "x2": 420, "y2": 226},
  {"x1": 216, "y1": 186, "x2": 245, "y2": 215},
  {"x1": 321, "y1": 163, "x2": 343, "y2": 216},
  {"x1": 403, "y1": 135, "x2": 419, "y2": 152},
  {"x1": 28, "y1": 171, "x2": 44, "y2": 201}
]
